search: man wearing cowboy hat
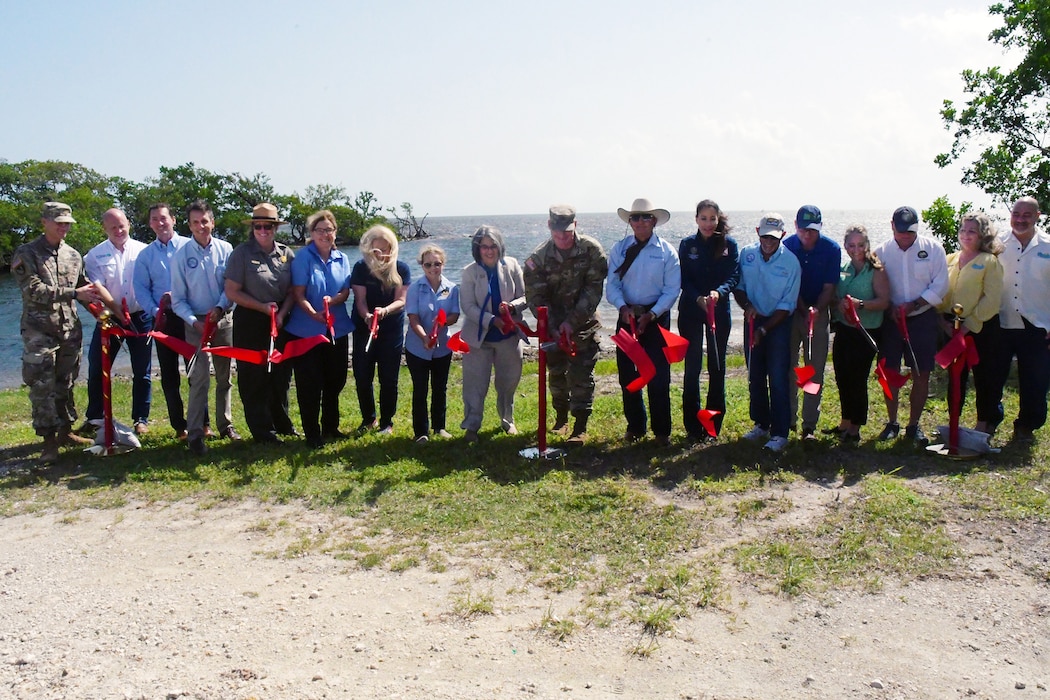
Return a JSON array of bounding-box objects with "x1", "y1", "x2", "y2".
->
[
  {"x1": 733, "y1": 213, "x2": 801, "y2": 453},
  {"x1": 224, "y1": 202, "x2": 298, "y2": 443},
  {"x1": 606, "y1": 198, "x2": 681, "y2": 446}
]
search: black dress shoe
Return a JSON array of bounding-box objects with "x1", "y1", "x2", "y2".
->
[{"x1": 189, "y1": 437, "x2": 207, "y2": 455}]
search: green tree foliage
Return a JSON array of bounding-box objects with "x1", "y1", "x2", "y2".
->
[
  {"x1": 921, "y1": 196, "x2": 973, "y2": 255},
  {"x1": 937, "y1": 1, "x2": 1050, "y2": 223},
  {"x1": 0, "y1": 159, "x2": 419, "y2": 265}
]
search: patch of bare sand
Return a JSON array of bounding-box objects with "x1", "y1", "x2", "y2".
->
[{"x1": 1, "y1": 490, "x2": 1047, "y2": 699}]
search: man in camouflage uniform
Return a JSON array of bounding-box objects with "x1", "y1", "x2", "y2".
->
[
  {"x1": 524, "y1": 205, "x2": 608, "y2": 444},
  {"x1": 11, "y1": 202, "x2": 99, "y2": 464}
]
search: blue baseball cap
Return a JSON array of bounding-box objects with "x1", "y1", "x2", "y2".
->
[{"x1": 796, "y1": 205, "x2": 822, "y2": 231}]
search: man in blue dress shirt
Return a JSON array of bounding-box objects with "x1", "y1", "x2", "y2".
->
[
  {"x1": 133, "y1": 203, "x2": 192, "y2": 439},
  {"x1": 606, "y1": 198, "x2": 681, "y2": 446}
]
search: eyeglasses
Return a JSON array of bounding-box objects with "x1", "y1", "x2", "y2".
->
[
  {"x1": 253, "y1": 223, "x2": 276, "y2": 231},
  {"x1": 313, "y1": 227, "x2": 336, "y2": 235},
  {"x1": 423, "y1": 261, "x2": 444, "y2": 269},
  {"x1": 478, "y1": 244, "x2": 499, "y2": 251},
  {"x1": 629, "y1": 214, "x2": 655, "y2": 222}
]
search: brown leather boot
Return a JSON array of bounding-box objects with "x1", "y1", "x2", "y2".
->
[
  {"x1": 39, "y1": 433, "x2": 59, "y2": 465},
  {"x1": 566, "y1": 417, "x2": 588, "y2": 445},
  {"x1": 551, "y1": 410, "x2": 570, "y2": 435}
]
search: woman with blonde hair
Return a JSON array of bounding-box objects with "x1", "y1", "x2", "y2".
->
[
  {"x1": 350, "y1": 225, "x2": 410, "y2": 435},
  {"x1": 937, "y1": 211, "x2": 1004, "y2": 434}
]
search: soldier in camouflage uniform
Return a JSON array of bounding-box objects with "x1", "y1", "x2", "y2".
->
[
  {"x1": 11, "y1": 202, "x2": 100, "y2": 464},
  {"x1": 524, "y1": 205, "x2": 608, "y2": 444}
]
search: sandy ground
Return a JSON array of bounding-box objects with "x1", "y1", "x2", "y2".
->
[{"x1": 1, "y1": 476, "x2": 1048, "y2": 700}]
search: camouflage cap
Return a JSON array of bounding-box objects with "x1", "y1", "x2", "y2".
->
[
  {"x1": 42, "y1": 201, "x2": 76, "y2": 224},
  {"x1": 548, "y1": 204, "x2": 577, "y2": 232}
]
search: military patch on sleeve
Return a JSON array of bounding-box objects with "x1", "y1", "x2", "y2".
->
[
  {"x1": 525, "y1": 258, "x2": 536, "y2": 271},
  {"x1": 11, "y1": 257, "x2": 26, "y2": 277}
]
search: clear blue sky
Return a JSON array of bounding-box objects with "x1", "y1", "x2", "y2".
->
[{"x1": 0, "y1": 0, "x2": 1011, "y2": 217}]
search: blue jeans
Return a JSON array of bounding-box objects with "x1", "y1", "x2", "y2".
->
[
  {"x1": 86, "y1": 310, "x2": 153, "y2": 424},
  {"x1": 745, "y1": 314, "x2": 792, "y2": 438}
]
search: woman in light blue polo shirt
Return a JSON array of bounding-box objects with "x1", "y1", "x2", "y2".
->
[
  {"x1": 286, "y1": 210, "x2": 354, "y2": 449},
  {"x1": 405, "y1": 244, "x2": 460, "y2": 442}
]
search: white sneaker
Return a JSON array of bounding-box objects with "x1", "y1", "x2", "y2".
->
[
  {"x1": 763, "y1": 436, "x2": 788, "y2": 452},
  {"x1": 743, "y1": 425, "x2": 769, "y2": 442}
]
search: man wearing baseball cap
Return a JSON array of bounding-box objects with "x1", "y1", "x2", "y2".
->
[
  {"x1": 10, "y1": 202, "x2": 99, "y2": 464},
  {"x1": 733, "y1": 213, "x2": 801, "y2": 452},
  {"x1": 873, "y1": 205, "x2": 948, "y2": 445},
  {"x1": 783, "y1": 205, "x2": 841, "y2": 440}
]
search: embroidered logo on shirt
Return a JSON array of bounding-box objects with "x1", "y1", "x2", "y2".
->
[
  {"x1": 187, "y1": 258, "x2": 199, "y2": 269},
  {"x1": 918, "y1": 251, "x2": 929, "y2": 259}
]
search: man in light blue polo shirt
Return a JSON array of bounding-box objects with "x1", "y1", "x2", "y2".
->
[
  {"x1": 170, "y1": 199, "x2": 239, "y2": 455},
  {"x1": 733, "y1": 213, "x2": 801, "y2": 452}
]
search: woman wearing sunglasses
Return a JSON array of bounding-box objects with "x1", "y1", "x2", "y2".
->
[
  {"x1": 405, "y1": 245, "x2": 460, "y2": 443},
  {"x1": 350, "y1": 225, "x2": 410, "y2": 435},
  {"x1": 224, "y1": 202, "x2": 297, "y2": 443}
]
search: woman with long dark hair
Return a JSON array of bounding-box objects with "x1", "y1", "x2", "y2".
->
[{"x1": 677, "y1": 199, "x2": 739, "y2": 441}]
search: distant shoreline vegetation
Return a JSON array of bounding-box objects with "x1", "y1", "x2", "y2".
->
[{"x1": 0, "y1": 159, "x2": 429, "y2": 266}]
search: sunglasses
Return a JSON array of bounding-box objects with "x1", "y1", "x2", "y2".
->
[
  {"x1": 629, "y1": 214, "x2": 655, "y2": 222},
  {"x1": 423, "y1": 261, "x2": 444, "y2": 269},
  {"x1": 253, "y1": 223, "x2": 276, "y2": 231}
]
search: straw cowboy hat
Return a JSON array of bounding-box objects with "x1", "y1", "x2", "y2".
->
[
  {"x1": 243, "y1": 202, "x2": 286, "y2": 225},
  {"x1": 617, "y1": 198, "x2": 670, "y2": 226}
]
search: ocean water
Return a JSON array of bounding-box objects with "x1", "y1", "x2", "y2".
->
[{"x1": 0, "y1": 209, "x2": 896, "y2": 389}]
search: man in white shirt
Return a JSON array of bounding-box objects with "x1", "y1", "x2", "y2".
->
[
  {"x1": 82, "y1": 208, "x2": 151, "y2": 434},
  {"x1": 873, "y1": 206, "x2": 948, "y2": 446},
  {"x1": 991, "y1": 196, "x2": 1050, "y2": 442}
]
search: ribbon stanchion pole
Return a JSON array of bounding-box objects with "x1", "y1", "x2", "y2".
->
[
  {"x1": 102, "y1": 311, "x2": 115, "y2": 454},
  {"x1": 520, "y1": 306, "x2": 566, "y2": 460}
]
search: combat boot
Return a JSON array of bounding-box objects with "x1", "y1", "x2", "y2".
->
[
  {"x1": 566, "y1": 416, "x2": 588, "y2": 446},
  {"x1": 551, "y1": 410, "x2": 570, "y2": 435},
  {"x1": 39, "y1": 433, "x2": 59, "y2": 465}
]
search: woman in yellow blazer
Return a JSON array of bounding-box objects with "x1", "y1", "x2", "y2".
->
[{"x1": 938, "y1": 212, "x2": 1004, "y2": 434}]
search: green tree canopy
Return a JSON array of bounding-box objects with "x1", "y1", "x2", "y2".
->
[
  {"x1": 937, "y1": 1, "x2": 1050, "y2": 223},
  {"x1": 0, "y1": 159, "x2": 420, "y2": 265}
]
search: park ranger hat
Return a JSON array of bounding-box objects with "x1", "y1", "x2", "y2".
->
[
  {"x1": 757, "y1": 213, "x2": 787, "y2": 237},
  {"x1": 243, "y1": 202, "x2": 286, "y2": 225},
  {"x1": 548, "y1": 204, "x2": 577, "y2": 232},
  {"x1": 42, "y1": 201, "x2": 76, "y2": 224}
]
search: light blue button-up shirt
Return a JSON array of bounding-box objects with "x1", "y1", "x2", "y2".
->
[
  {"x1": 170, "y1": 235, "x2": 233, "y2": 325},
  {"x1": 405, "y1": 274, "x2": 460, "y2": 360},
  {"x1": 605, "y1": 234, "x2": 681, "y2": 317},
  {"x1": 737, "y1": 242, "x2": 801, "y2": 317},
  {"x1": 133, "y1": 234, "x2": 190, "y2": 317}
]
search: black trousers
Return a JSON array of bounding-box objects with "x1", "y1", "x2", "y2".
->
[
  {"x1": 233, "y1": 306, "x2": 294, "y2": 439},
  {"x1": 615, "y1": 311, "x2": 672, "y2": 438},
  {"x1": 405, "y1": 350, "x2": 452, "y2": 437},
  {"x1": 293, "y1": 333, "x2": 349, "y2": 440}
]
